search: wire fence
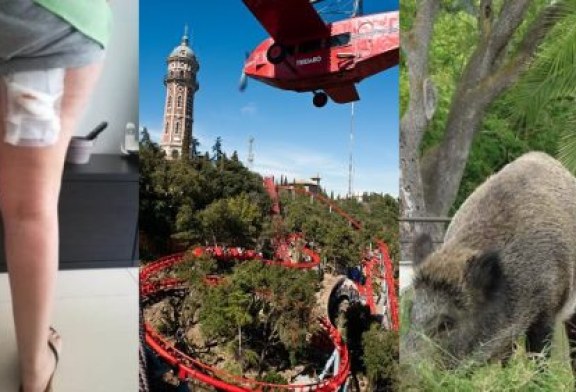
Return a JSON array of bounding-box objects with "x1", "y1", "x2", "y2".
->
[{"x1": 399, "y1": 216, "x2": 452, "y2": 261}]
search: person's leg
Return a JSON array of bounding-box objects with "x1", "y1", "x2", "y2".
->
[{"x1": 0, "y1": 62, "x2": 102, "y2": 392}]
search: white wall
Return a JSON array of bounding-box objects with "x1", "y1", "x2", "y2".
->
[
  {"x1": 399, "y1": 261, "x2": 413, "y2": 292},
  {"x1": 75, "y1": 0, "x2": 139, "y2": 154}
]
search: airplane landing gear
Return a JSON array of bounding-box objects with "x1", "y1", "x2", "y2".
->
[
  {"x1": 267, "y1": 43, "x2": 287, "y2": 64},
  {"x1": 313, "y1": 92, "x2": 328, "y2": 108}
]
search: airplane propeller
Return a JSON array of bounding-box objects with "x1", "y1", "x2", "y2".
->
[
  {"x1": 239, "y1": 52, "x2": 250, "y2": 92},
  {"x1": 239, "y1": 71, "x2": 248, "y2": 92}
]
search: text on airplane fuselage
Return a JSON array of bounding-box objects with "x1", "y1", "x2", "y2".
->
[{"x1": 296, "y1": 56, "x2": 322, "y2": 66}]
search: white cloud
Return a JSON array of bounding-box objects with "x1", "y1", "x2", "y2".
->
[
  {"x1": 248, "y1": 143, "x2": 398, "y2": 197},
  {"x1": 354, "y1": 167, "x2": 399, "y2": 197},
  {"x1": 145, "y1": 127, "x2": 163, "y2": 143},
  {"x1": 141, "y1": 129, "x2": 398, "y2": 197},
  {"x1": 240, "y1": 102, "x2": 258, "y2": 116}
]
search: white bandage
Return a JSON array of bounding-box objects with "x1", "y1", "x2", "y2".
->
[{"x1": 3, "y1": 68, "x2": 64, "y2": 147}]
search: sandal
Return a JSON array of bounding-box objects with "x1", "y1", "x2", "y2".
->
[
  {"x1": 19, "y1": 327, "x2": 61, "y2": 392},
  {"x1": 45, "y1": 327, "x2": 60, "y2": 392}
]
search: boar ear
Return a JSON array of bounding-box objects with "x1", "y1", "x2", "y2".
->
[
  {"x1": 413, "y1": 233, "x2": 434, "y2": 267},
  {"x1": 464, "y1": 250, "x2": 502, "y2": 297}
]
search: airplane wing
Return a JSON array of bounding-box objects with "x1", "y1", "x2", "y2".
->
[
  {"x1": 242, "y1": 0, "x2": 329, "y2": 44},
  {"x1": 324, "y1": 84, "x2": 360, "y2": 104}
]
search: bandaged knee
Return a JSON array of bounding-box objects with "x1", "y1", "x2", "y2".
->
[{"x1": 3, "y1": 69, "x2": 64, "y2": 147}]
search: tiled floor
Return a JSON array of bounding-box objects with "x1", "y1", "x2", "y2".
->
[{"x1": 0, "y1": 268, "x2": 139, "y2": 392}]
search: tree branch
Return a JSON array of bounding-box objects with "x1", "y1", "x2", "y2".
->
[
  {"x1": 487, "y1": 1, "x2": 566, "y2": 100},
  {"x1": 421, "y1": 1, "x2": 569, "y2": 217},
  {"x1": 404, "y1": 0, "x2": 440, "y2": 70},
  {"x1": 402, "y1": 0, "x2": 441, "y2": 148},
  {"x1": 464, "y1": 1, "x2": 533, "y2": 87},
  {"x1": 478, "y1": 0, "x2": 494, "y2": 39},
  {"x1": 489, "y1": 0, "x2": 532, "y2": 61}
]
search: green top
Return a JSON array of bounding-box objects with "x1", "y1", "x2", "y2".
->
[{"x1": 33, "y1": 0, "x2": 112, "y2": 47}]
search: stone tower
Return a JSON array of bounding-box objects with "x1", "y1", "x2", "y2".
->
[{"x1": 160, "y1": 26, "x2": 199, "y2": 160}]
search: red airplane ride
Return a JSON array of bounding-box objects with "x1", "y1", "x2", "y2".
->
[{"x1": 240, "y1": 0, "x2": 399, "y2": 107}]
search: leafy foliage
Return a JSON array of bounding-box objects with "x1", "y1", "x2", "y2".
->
[
  {"x1": 139, "y1": 134, "x2": 270, "y2": 256},
  {"x1": 508, "y1": 1, "x2": 576, "y2": 173},
  {"x1": 198, "y1": 261, "x2": 318, "y2": 371},
  {"x1": 197, "y1": 193, "x2": 264, "y2": 247},
  {"x1": 279, "y1": 192, "x2": 398, "y2": 271},
  {"x1": 560, "y1": 126, "x2": 576, "y2": 173},
  {"x1": 363, "y1": 325, "x2": 399, "y2": 391},
  {"x1": 400, "y1": 2, "x2": 576, "y2": 213},
  {"x1": 257, "y1": 370, "x2": 288, "y2": 386}
]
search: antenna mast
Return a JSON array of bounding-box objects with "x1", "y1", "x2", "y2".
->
[
  {"x1": 353, "y1": 0, "x2": 363, "y2": 17},
  {"x1": 348, "y1": 102, "x2": 355, "y2": 198}
]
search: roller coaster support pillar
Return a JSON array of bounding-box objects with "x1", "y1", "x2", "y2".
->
[{"x1": 319, "y1": 349, "x2": 339, "y2": 380}]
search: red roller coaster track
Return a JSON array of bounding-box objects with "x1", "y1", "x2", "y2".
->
[
  {"x1": 275, "y1": 179, "x2": 398, "y2": 331},
  {"x1": 141, "y1": 176, "x2": 398, "y2": 391},
  {"x1": 141, "y1": 244, "x2": 350, "y2": 391}
]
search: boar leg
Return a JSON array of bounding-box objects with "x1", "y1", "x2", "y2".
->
[{"x1": 526, "y1": 315, "x2": 554, "y2": 357}]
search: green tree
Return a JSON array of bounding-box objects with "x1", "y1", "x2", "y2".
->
[
  {"x1": 140, "y1": 126, "x2": 152, "y2": 146},
  {"x1": 212, "y1": 136, "x2": 224, "y2": 161},
  {"x1": 139, "y1": 135, "x2": 269, "y2": 254},
  {"x1": 400, "y1": 0, "x2": 575, "y2": 257},
  {"x1": 191, "y1": 136, "x2": 200, "y2": 158},
  {"x1": 198, "y1": 193, "x2": 264, "y2": 247},
  {"x1": 139, "y1": 131, "x2": 172, "y2": 256},
  {"x1": 198, "y1": 261, "x2": 317, "y2": 372},
  {"x1": 226, "y1": 290, "x2": 252, "y2": 355},
  {"x1": 362, "y1": 325, "x2": 399, "y2": 391},
  {"x1": 508, "y1": 2, "x2": 576, "y2": 172}
]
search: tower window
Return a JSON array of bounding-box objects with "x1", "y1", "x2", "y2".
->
[
  {"x1": 172, "y1": 150, "x2": 179, "y2": 159},
  {"x1": 167, "y1": 96, "x2": 172, "y2": 108},
  {"x1": 177, "y1": 95, "x2": 182, "y2": 108},
  {"x1": 175, "y1": 122, "x2": 180, "y2": 134},
  {"x1": 180, "y1": 70, "x2": 184, "y2": 78}
]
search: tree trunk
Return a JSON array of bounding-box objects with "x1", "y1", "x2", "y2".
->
[
  {"x1": 399, "y1": 0, "x2": 440, "y2": 260},
  {"x1": 238, "y1": 324, "x2": 242, "y2": 356},
  {"x1": 258, "y1": 344, "x2": 269, "y2": 374},
  {"x1": 400, "y1": 0, "x2": 563, "y2": 259},
  {"x1": 420, "y1": 89, "x2": 490, "y2": 216}
]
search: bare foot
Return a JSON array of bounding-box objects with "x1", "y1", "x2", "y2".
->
[{"x1": 21, "y1": 329, "x2": 62, "y2": 392}]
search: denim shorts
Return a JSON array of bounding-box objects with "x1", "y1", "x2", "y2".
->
[{"x1": 0, "y1": 0, "x2": 104, "y2": 75}]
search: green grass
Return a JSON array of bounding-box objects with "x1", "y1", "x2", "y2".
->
[{"x1": 400, "y1": 287, "x2": 574, "y2": 391}]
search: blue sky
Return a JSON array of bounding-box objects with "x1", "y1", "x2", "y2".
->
[{"x1": 140, "y1": 0, "x2": 399, "y2": 197}]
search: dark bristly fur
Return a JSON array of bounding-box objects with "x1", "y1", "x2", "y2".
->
[{"x1": 402, "y1": 152, "x2": 576, "y2": 371}]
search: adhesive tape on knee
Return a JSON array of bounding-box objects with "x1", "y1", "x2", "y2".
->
[{"x1": 3, "y1": 68, "x2": 65, "y2": 147}]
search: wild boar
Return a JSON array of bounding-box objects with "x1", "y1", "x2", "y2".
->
[{"x1": 403, "y1": 152, "x2": 576, "y2": 368}]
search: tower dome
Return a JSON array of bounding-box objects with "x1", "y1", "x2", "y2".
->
[
  {"x1": 169, "y1": 25, "x2": 196, "y2": 59},
  {"x1": 161, "y1": 24, "x2": 200, "y2": 160}
]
